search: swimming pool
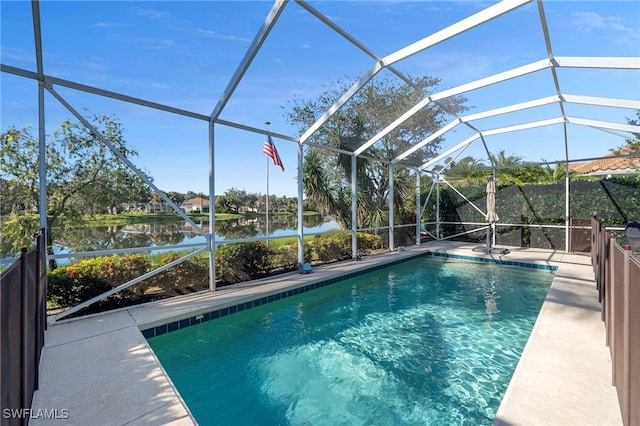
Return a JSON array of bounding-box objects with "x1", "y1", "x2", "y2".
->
[{"x1": 147, "y1": 255, "x2": 554, "y2": 425}]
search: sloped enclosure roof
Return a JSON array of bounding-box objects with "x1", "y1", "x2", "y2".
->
[{"x1": 1, "y1": 0, "x2": 639, "y2": 192}]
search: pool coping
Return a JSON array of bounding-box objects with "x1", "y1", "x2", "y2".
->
[
  {"x1": 28, "y1": 241, "x2": 622, "y2": 425},
  {"x1": 139, "y1": 249, "x2": 558, "y2": 340}
]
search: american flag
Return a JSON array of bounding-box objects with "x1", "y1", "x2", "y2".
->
[{"x1": 263, "y1": 135, "x2": 285, "y2": 171}]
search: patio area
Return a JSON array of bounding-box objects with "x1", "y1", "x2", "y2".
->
[{"x1": 29, "y1": 241, "x2": 621, "y2": 425}]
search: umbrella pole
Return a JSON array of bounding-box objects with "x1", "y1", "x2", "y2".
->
[{"x1": 486, "y1": 224, "x2": 491, "y2": 253}]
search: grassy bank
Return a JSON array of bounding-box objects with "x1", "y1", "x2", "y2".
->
[{"x1": 81, "y1": 211, "x2": 321, "y2": 227}]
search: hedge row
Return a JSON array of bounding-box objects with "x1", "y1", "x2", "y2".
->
[
  {"x1": 424, "y1": 178, "x2": 640, "y2": 250},
  {"x1": 47, "y1": 231, "x2": 385, "y2": 310},
  {"x1": 434, "y1": 179, "x2": 640, "y2": 228}
]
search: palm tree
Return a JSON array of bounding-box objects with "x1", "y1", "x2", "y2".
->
[
  {"x1": 302, "y1": 149, "x2": 348, "y2": 227},
  {"x1": 490, "y1": 150, "x2": 526, "y2": 185},
  {"x1": 536, "y1": 163, "x2": 567, "y2": 184},
  {"x1": 446, "y1": 156, "x2": 488, "y2": 186}
]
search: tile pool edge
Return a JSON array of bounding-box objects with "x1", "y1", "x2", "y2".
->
[
  {"x1": 140, "y1": 251, "x2": 428, "y2": 338},
  {"x1": 140, "y1": 249, "x2": 557, "y2": 339}
]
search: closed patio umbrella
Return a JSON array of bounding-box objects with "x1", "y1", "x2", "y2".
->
[
  {"x1": 472, "y1": 174, "x2": 508, "y2": 255},
  {"x1": 486, "y1": 174, "x2": 499, "y2": 224}
]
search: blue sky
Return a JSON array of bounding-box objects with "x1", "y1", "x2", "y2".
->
[{"x1": 1, "y1": 0, "x2": 639, "y2": 197}]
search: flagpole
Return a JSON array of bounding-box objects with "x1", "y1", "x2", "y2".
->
[{"x1": 265, "y1": 120, "x2": 271, "y2": 244}]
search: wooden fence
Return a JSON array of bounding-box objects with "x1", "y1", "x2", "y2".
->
[
  {"x1": 591, "y1": 216, "x2": 639, "y2": 426},
  {"x1": 0, "y1": 231, "x2": 47, "y2": 426}
]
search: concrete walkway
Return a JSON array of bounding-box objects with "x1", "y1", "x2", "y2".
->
[
  {"x1": 28, "y1": 242, "x2": 622, "y2": 425},
  {"x1": 494, "y1": 250, "x2": 622, "y2": 426}
]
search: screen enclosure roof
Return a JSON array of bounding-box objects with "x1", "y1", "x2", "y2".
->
[{"x1": 1, "y1": 0, "x2": 639, "y2": 181}]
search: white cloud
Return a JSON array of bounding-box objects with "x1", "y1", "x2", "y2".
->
[
  {"x1": 301, "y1": 43, "x2": 311, "y2": 49},
  {"x1": 195, "y1": 28, "x2": 251, "y2": 43},
  {"x1": 111, "y1": 34, "x2": 177, "y2": 50},
  {"x1": 85, "y1": 62, "x2": 109, "y2": 73},
  {"x1": 569, "y1": 11, "x2": 633, "y2": 33},
  {"x1": 92, "y1": 21, "x2": 129, "y2": 29},
  {"x1": 0, "y1": 47, "x2": 35, "y2": 65},
  {"x1": 133, "y1": 8, "x2": 172, "y2": 20}
]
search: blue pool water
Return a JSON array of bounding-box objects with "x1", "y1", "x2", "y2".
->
[{"x1": 148, "y1": 255, "x2": 553, "y2": 425}]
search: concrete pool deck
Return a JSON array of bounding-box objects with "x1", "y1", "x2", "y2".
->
[{"x1": 29, "y1": 241, "x2": 622, "y2": 425}]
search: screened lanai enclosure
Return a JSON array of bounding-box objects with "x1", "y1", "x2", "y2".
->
[{"x1": 1, "y1": 0, "x2": 639, "y2": 320}]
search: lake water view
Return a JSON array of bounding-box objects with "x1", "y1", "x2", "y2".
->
[{"x1": 51, "y1": 215, "x2": 340, "y2": 258}]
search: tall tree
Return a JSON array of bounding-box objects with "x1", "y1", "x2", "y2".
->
[
  {"x1": 286, "y1": 74, "x2": 467, "y2": 228},
  {"x1": 489, "y1": 150, "x2": 528, "y2": 185},
  {"x1": 445, "y1": 156, "x2": 488, "y2": 186},
  {"x1": 1, "y1": 114, "x2": 150, "y2": 263},
  {"x1": 620, "y1": 109, "x2": 640, "y2": 153}
]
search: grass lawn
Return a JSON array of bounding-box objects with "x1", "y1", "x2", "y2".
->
[{"x1": 82, "y1": 211, "x2": 322, "y2": 227}]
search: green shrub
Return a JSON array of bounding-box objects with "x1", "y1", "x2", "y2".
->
[
  {"x1": 313, "y1": 233, "x2": 351, "y2": 263},
  {"x1": 357, "y1": 232, "x2": 384, "y2": 252},
  {"x1": 269, "y1": 244, "x2": 298, "y2": 271},
  {"x1": 150, "y1": 252, "x2": 209, "y2": 292},
  {"x1": 47, "y1": 254, "x2": 150, "y2": 307},
  {"x1": 45, "y1": 232, "x2": 388, "y2": 310},
  {"x1": 215, "y1": 241, "x2": 272, "y2": 284}
]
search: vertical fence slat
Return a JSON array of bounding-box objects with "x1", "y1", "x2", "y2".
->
[
  {"x1": 609, "y1": 234, "x2": 616, "y2": 382},
  {"x1": 628, "y1": 249, "x2": 640, "y2": 426},
  {"x1": 600, "y1": 233, "x2": 614, "y2": 346},
  {"x1": 613, "y1": 243, "x2": 625, "y2": 401},
  {"x1": 622, "y1": 246, "x2": 630, "y2": 426},
  {"x1": 20, "y1": 247, "x2": 29, "y2": 422}
]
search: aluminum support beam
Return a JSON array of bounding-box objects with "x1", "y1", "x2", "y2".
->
[
  {"x1": 536, "y1": 0, "x2": 567, "y2": 119},
  {"x1": 54, "y1": 248, "x2": 207, "y2": 322},
  {"x1": 482, "y1": 117, "x2": 565, "y2": 136},
  {"x1": 215, "y1": 118, "x2": 299, "y2": 143},
  {"x1": 436, "y1": 176, "x2": 440, "y2": 240},
  {"x1": 420, "y1": 179, "x2": 436, "y2": 220},
  {"x1": 32, "y1": 2, "x2": 47, "y2": 236},
  {"x1": 431, "y1": 59, "x2": 550, "y2": 102},
  {"x1": 461, "y1": 96, "x2": 559, "y2": 123},
  {"x1": 566, "y1": 117, "x2": 640, "y2": 134},
  {"x1": 210, "y1": 0, "x2": 287, "y2": 121},
  {"x1": 554, "y1": 56, "x2": 640, "y2": 69},
  {"x1": 389, "y1": 163, "x2": 395, "y2": 251},
  {"x1": 419, "y1": 134, "x2": 480, "y2": 170},
  {"x1": 563, "y1": 118, "x2": 570, "y2": 253},
  {"x1": 354, "y1": 95, "x2": 434, "y2": 156},
  {"x1": 382, "y1": 0, "x2": 531, "y2": 66},
  {"x1": 296, "y1": 0, "x2": 381, "y2": 60},
  {"x1": 208, "y1": 123, "x2": 216, "y2": 291},
  {"x1": 1, "y1": 64, "x2": 210, "y2": 122},
  {"x1": 300, "y1": 62, "x2": 383, "y2": 144},
  {"x1": 441, "y1": 178, "x2": 486, "y2": 217},
  {"x1": 297, "y1": 0, "x2": 486, "y2": 155},
  {"x1": 298, "y1": 144, "x2": 305, "y2": 264},
  {"x1": 351, "y1": 155, "x2": 358, "y2": 258},
  {"x1": 393, "y1": 119, "x2": 461, "y2": 163},
  {"x1": 416, "y1": 171, "x2": 421, "y2": 245},
  {"x1": 439, "y1": 140, "x2": 475, "y2": 175},
  {"x1": 46, "y1": 86, "x2": 205, "y2": 235},
  {"x1": 562, "y1": 94, "x2": 640, "y2": 110}
]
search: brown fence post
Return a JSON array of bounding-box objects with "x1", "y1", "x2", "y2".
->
[
  {"x1": 19, "y1": 246, "x2": 29, "y2": 424},
  {"x1": 609, "y1": 233, "x2": 616, "y2": 381},
  {"x1": 592, "y1": 213, "x2": 598, "y2": 277},
  {"x1": 34, "y1": 230, "x2": 45, "y2": 389},
  {"x1": 622, "y1": 245, "x2": 631, "y2": 426}
]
